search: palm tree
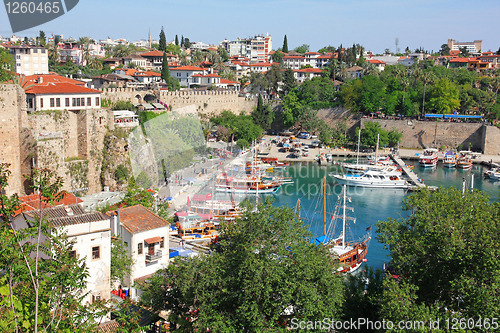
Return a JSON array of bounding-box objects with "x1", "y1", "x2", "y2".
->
[
  {"x1": 87, "y1": 56, "x2": 103, "y2": 70},
  {"x1": 201, "y1": 121, "x2": 217, "y2": 146},
  {"x1": 48, "y1": 39, "x2": 60, "y2": 72},
  {"x1": 191, "y1": 50, "x2": 203, "y2": 65},
  {"x1": 78, "y1": 37, "x2": 92, "y2": 66},
  {"x1": 421, "y1": 71, "x2": 435, "y2": 117},
  {"x1": 11, "y1": 75, "x2": 35, "y2": 91}
]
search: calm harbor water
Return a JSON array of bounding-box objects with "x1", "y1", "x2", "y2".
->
[{"x1": 271, "y1": 159, "x2": 500, "y2": 271}]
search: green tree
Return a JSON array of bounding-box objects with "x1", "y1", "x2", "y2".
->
[
  {"x1": 252, "y1": 94, "x2": 275, "y2": 130},
  {"x1": 377, "y1": 187, "x2": 500, "y2": 320},
  {"x1": 459, "y1": 46, "x2": 470, "y2": 57},
  {"x1": 175, "y1": 34, "x2": 179, "y2": 46},
  {"x1": 183, "y1": 37, "x2": 192, "y2": 48},
  {"x1": 37, "y1": 30, "x2": 46, "y2": 47},
  {"x1": 139, "y1": 199, "x2": 345, "y2": 332},
  {"x1": 159, "y1": 28, "x2": 167, "y2": 52},
  {"x1": 48, "y1": 35, "x2": 60, "y2": 71},
  {"x1": 360, "y1": 121, "x2": 389, "y2": 147},
  {"x1": 281, "y1": 89, "x2": 303, "y2": 128},
  {"x1": 111, "y1": 238, "x2": 133, "y2": 286},
  {"x1": 0, "y1": 48, "x2": 15, "y2": 82},
  {"x1": 439, "y1": 44, "x2": 451, "y2": 55},
  {"x1": 294, "y1": 44, "x2": 310, "y2": 54},
  {"x1": 282, "y1": 67, "x2": 297, "y2": 96},
  {"x1": 161, "y1": 52, "x2": 179, "y2": 91},
  {"x1": 282, "y1": 35, "x2": 288, "y2": 53},
  {"x1": 181, "y1": 35, "x2": 184, "y2": 47},
  {"x1": 271, "y1": 50, "x2": 284, "y2": 64},
  {"x1": 428, "y1": 78, "x2": 460, "y2": 114}
]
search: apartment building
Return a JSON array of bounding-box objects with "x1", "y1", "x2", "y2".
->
[
  {"x1": 7, "y1": 45, "x2": 49, "y2": 75},
  {"x1": 220, "y1": 34, "x2": 272, "y2": 63},
  {"x1": 447, "y1": 39, "x2": 483, "y2": 55}
]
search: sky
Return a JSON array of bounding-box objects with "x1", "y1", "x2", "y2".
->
[{"x1": 1, "y1": 0, "x2": 500, "y2": 54}]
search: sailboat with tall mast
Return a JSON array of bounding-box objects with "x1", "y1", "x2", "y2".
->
[
  {"x1": 340, "y1": 129, "x2": 394, "y2": 174},
  {"x1": 312, "y1": 178, "x2": 371, "y2": 274}
]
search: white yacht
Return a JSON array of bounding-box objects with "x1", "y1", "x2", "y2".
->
[{"x1": 330, "y1": 168, "x2": 408, "y2": 189}]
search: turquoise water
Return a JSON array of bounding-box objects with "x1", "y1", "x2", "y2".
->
[{"x1": 271, "y1": 159, "x2": 500, "y2": 271}]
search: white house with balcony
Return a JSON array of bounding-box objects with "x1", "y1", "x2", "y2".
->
[{"x1": 110, "y1": 205, "x2": 170, "y2": 300}]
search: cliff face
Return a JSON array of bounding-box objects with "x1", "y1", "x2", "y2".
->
[{"x1": 100, "y1": 129, "x2": 132, "y2": 192}]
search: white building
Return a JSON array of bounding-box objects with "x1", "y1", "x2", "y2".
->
[
  {"x1": 7, "y1": 45, "x2": 49, "y2": 75},
  {"x1": 295, "y1": 67, "x2": 323, "y2": 83},
  {"x1": 448, "y1": 39, "x2": 482, "y2": 55},
  {"x1": 220, "y1": 34, "x2": 272, "y2": 63},
  {"x1": 24, "y1": 74, "x2": 102, "y2": 112},
  {"x1": 12, "y1": 193, "x2": 111, "y2": 305},
  {"x1": 169, "y1": 65, "x2": 206, "y2": 87},
  {"x1": 110, "y1": 205, "x2": 170, "y2": 300}
]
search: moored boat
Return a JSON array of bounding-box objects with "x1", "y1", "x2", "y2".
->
[
  {"x1": 329, "y1": 168, "x2": 408, "y2": 189},
  {"x1": 457, "y1": 151, "x2": 473, "y2": 169},
  {"x1": 311, "y1": 180, "x2": 371, "y2": 274},
  {"x1": 443, "y1": 151, "x2": 457, "y2": 168},
  {"x1": 419, "y1": 148, "x2": 439, "y2": 167}
]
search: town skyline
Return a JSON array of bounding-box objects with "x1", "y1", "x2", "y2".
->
[{"x1": 1, "y1": 0, "x2": 499, "y2": 54}]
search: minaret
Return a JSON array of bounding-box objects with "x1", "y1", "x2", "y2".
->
[{"x1": 148, "y1": 28, "x2": 151, "y2": 49}]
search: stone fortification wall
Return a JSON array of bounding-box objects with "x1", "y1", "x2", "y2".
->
[
  {"x1": 360, "y1": 118, "x2": 485, "y2": 151},
  {"x1": 0, "y1": 84, "x2": 25, "y2": 196},
  {"x1": 482, "y1": 125, "x2": 500, "y2": 155},
  {"x1": 23, "y1": 107, "x2": 109, "y2": 195},
  {"x1": 100, "y1": 88, "x2": 257, "y2": 116}
]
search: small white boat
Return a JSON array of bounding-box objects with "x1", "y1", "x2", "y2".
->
[{"x1": 457, "y1": 151, "x2": 473, "y2": 169}]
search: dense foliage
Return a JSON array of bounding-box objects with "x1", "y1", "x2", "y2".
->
[
  {"x1": 211, "y1": 110, "x2": 263, "y2": 144},
  {"x1": 139, "y1": 199, "x2": 345, "y2": 332},
  {"x1": 339, "y1": 65, "x2": 500, "y2": 120}
]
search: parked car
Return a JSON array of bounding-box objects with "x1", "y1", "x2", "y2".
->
[{"x1": 311, "y1": 140, "x2": 320, "y2": 148}]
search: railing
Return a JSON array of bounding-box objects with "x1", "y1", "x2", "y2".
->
[{"x1": 145, "y1": 251, "x2": 162, "y2": 262}]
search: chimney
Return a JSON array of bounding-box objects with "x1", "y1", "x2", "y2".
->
[{"x1": 39, "y1": 76, "x2": 43, "y2": 84}]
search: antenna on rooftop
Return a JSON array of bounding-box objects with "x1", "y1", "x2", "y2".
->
[{"x1": 395, "y1": 38, "x2": 399, "y2": 54}]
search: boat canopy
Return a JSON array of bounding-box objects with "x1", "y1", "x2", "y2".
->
[
  {"x1": 311, "y1": 234, "x2": 331, "y2": 246},
  {"x1": 192, "y1": 193, "x2": 213, "y2": 202},
  {"x1": 424, "y1": 114, "x2": 482, "y2": 119}
]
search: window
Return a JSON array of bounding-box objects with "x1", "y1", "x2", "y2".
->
[
  {"x1": 40, "y1": 98, "x2": 43, "y2": 108},
  {"x1": 148, "y1": 243, "x2": 155, "y2": 255},
  {"x1": 72, "y1": 98, "x2": 76, "y2": 107},
  {"x1": 138, "y1": 243, "x2": 143, "y2": 255},
  {"x1": 41, "y1": 49, "x2": 46, "y2": 54},
  {"x1": 76, "y1": 98, "x2": 81, "y2": 107},
  {"x1": 92, "y1": 246, "x2": 100, "y2": 260},
  {"x1": 160, "y1": 237, "x2": 164, "y2": 249},
  {"x1": 65, "y1": 98, "x2": 69, "y2": 107},
  {"x1": 80, "y1": 97, "x2": 85, "y2": 106},
  {"x1": 56, "y1": 98, "x2": 60, "y2": 107},
  {"x1": 95, "y1": 97, "x2": 100, "y2": 106},
  {"x1": 87, "y1": 97, "x2": 91, "y2": 106},
  {"x1": 69, "y1": 250, "x2": 77, "y2": 258},
  {"x1": 50, "y1": 98, "x2": 54, "y2": 108},
  {"x1": 27, "y1": 98, "x2": 33, "y2": 109},
  {"x1": 32, "y1": 49, "x2": 38, "y2": 53}
]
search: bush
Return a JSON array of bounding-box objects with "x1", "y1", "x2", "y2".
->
[
  {"x1": 115, "y1": 164, "x2": 129, "y2": 183},
  {"x1": 236, "y1": 138, "x2": 250, "y2": 149}
]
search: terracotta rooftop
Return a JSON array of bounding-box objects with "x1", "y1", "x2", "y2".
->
[
  {"x1": 25, "y1": 82, "x2": 102, "y2": 95},
  {"x1": 171, "y1": 65, "x2": 204, "y2": 71},
  {"x1": 25, "y1": 74, "x2": 85, "y2": 86},
  {"x1": 297, "y1": 68, "x2": 323, "y2": 73},
  {"x1": 119, "y1": 204, "x2": 170, "y2": 234}
]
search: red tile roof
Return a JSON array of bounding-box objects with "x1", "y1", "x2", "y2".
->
[
  {"x1": 171, "y1": 65, "x2": 204, "y2": 71},
  {"x1": 367, "y1": 59, "x2": 386, "y2": 64},
  {"x1": 25, "y1": 74, "x2": 85, "y2": 86},
  {"x1": 297, "y1": 68, "x2": 323, "y2": 73},
  {"x1": 15, "y1": 192, "x2": 83, "y2": 216},
  {"x1": 283, "y1": 55, "x2": 305, "y2": 59},
  {"x1": 119, "y1": 204, "x2": 170, "y2": 234},
  {"x1": 220, "y1": 79, "x2": 239, "y2": 85},
  {"x1": 305, "y1": 52, "x2": 321, "y2": 55},
  {"x1": 25, "y1": 83, "x2": 102, "y2": 95},
  {"x1": 449, "y1": 58, "x2": 470, "y2": 63},
  {"x1": 140, "y1": 50, "x2": 175, "y2": 57},
  {"x1": 203, "y1": 73, "x2": 220, "y2": 78},
  {"x1": 249, "y1": 62, "x2": 272, "y2": 67}
]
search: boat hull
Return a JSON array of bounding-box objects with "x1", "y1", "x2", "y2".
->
[{"x1": 332, "y1": 175, "x2": 408, "y2": 189}]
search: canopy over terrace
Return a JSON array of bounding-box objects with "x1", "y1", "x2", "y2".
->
[{"x1": 424, "y1": 114, "x2": 483, "y2": 119}]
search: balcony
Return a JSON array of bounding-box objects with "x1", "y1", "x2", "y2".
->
[{"x1": 145, "y1": 251, "x2": 162, "y2": 262}]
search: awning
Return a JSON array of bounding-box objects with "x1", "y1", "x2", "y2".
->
[
  {"x1": 142, "y1": 103, "x2": 154, "y2": 110},
  {"x1": 144, "y1": 236, "x2": 163, "y2": 244},
  {"x1": 152, "y1": 103, "x2": 165, "y2": 109}
]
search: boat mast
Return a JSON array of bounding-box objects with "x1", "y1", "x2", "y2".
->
[
  {"x1": 375, "y1": 134, "x2": 380, "y2": 166},
  {"x1": 323, "y1": 176, "x2": 326, "y2": 236},
  {"x1": 356, "y1": 128, "x2": 361, "y2": 166},
  {"x1": 255, "y1": 140, "x2": 259, "y2": 205},
  {"x1": 342, "y1": 185, "x2": 346, "y2": 249}
]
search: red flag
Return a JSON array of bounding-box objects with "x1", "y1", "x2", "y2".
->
[{"x1": 187, "y1": 196, "x2": 191, "y2": 206}]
